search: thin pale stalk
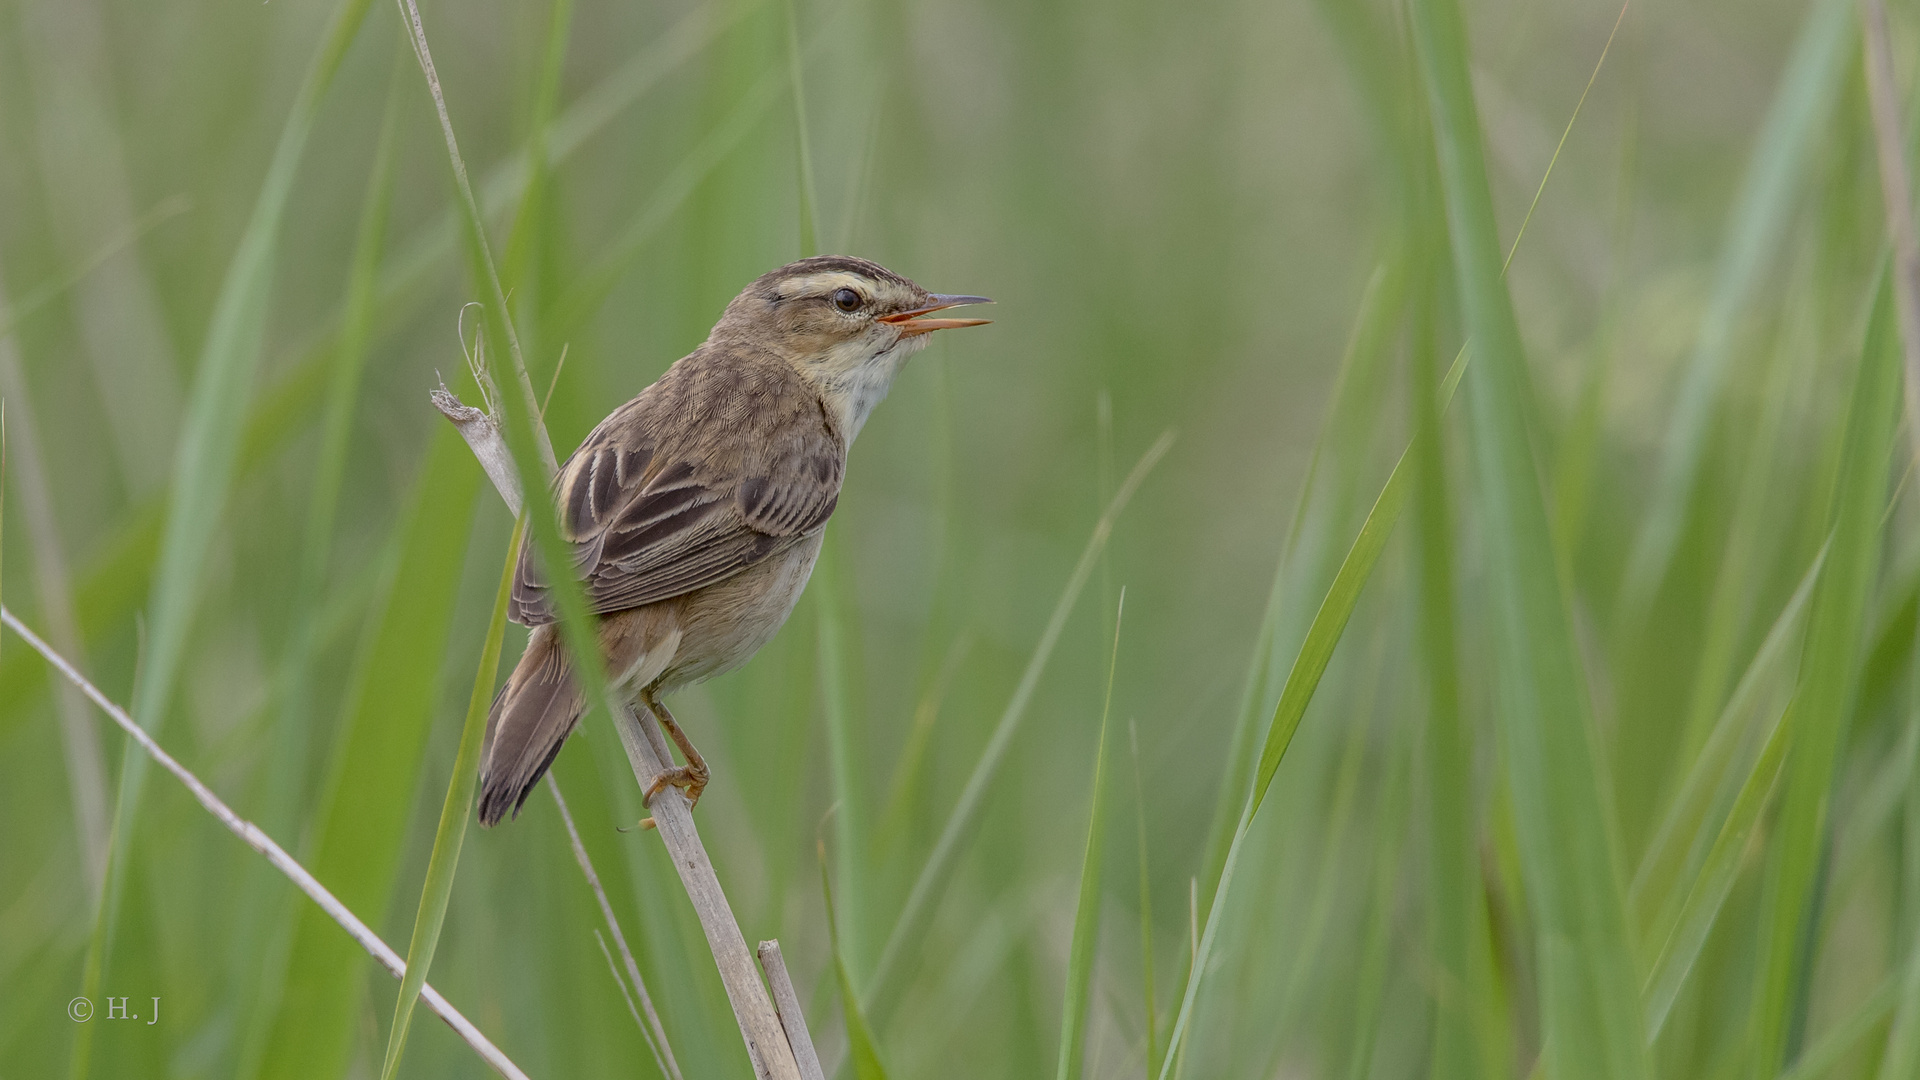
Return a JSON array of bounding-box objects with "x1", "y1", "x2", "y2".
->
[
  {"x1": 783, "y1": 0, "x2": 821, "y2": 256},
  {"x1": 78, "y1": 1, "x2": 380, "y2": 1071},
  {"x1": 395, "y1": 0, "x2": 551, "y2": 474},
  {"x1": 0, "y1": 0, "x2": 743, "y2": 733},
  {"x1": 597, "y1": 929, "x2": 669, "y2": 1071},
  {"x1": 0, "y1": 607, "x2": 530, "y2": 1080},
  {"x1": 404, "y1": 0, "x2": 808, "y2": 1064},
  {"x1": 759, "y1": 941, "x2": 827, "y2": 1080},
  {"x1": 551, "y1": 778, "x2": 683, "y2": 1080}
]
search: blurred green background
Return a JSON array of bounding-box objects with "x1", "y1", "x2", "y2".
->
[{"x1": 6, "y1": 0, "x2": 1920, "y2": 1076}]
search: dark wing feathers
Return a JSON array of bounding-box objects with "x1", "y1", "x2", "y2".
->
[{"x1": 511, "y1": 355, "x2": 843, "y2": 626}]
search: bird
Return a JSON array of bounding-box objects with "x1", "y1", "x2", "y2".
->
[{"x1": 476, "y1": 255, "x2": 991, "y2": 827}]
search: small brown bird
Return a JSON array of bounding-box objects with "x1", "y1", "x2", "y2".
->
[{"x1": 477, "y1": 256, "x2": 990, "y2": 826}]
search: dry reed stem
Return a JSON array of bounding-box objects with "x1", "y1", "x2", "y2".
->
[
  {"x1": 612, "y1": 703, "x2": 805, "y2": 1080},
  {"x1": 757, "y1": 940, "x2": 826, "y2": 1080},
  {"x1": 400, "y1": 0, "x2": 809, "y2": 1057},
  {"x1": 435, "y1": 384, "x2": 810, "y2": 1080},
  {"x1": 0, "y1": 606, "x2": 531, "y2": 1080}
]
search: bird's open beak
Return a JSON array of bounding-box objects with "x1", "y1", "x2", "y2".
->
[{"x1": 880, "y1": 294, "x2": 994, "y2": 336}]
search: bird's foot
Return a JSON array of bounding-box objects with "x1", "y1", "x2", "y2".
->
[
  {"x1": 627, "y1": 760, "x2": 710, "y2": 831},
  {"x1": 642, "y1": 762, "x2": 709, "y2": 809}
]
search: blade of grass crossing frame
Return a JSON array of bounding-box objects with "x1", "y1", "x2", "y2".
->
[
  {"x1": 815, "y1": 539, "x2": 870, "y2": 977},
  {"x1": 1154, "y1": 343, "x2": 1469, "y2": 1080},
  {"x1": 72, "y1": 0, "x2": 379, "y2": 1074},
  {"x1": 1618, "y1": 0, "x2": 1854, "y2": 614},
  {"x1": 231, "y1": 50, "x2": 407, "y2": 1071},
  {"x1": 391, "y1": 12, "x2": 753, "y2": 1072},
  {"x1": 1411, "y1": 0, "x2": 1651, "y2": 1075},
  {"x1": 1750, "y1": 269, "x2": 1902, "y2": 1074},
  {"x1": 863, "y1": 433, "x2": 1172, "y2": 1024},
  {"x1": 1056, "y1": 591, "x2": 1124, "y2": 1080},
  {"x1": 786, "y1": 15, "x2": 877, "y2": 988},
  {"x1": 380, "y1": 521, "x2": 522, "y2": 1080},
  {"x1": 1248, "y1": 345, "x2": 1463, "y2": 821},
  {"x1": 1197, "y1": 260, "x2": 1402, "y2": 905},
  {"x1": 1630, "y1": 543, "x2": 1823, "y2": 970},
  {"x1": 1640, "y1": 697, "x2": 1792, "y2": 1040},
  {"x1": 248, "y1": 426, "x2": 482, "y2": 1080},
  {"x1": 823, "y1": 842, "x2": 890, "y2": 1080},
  {"x1": 1410, "y1": 138, "x2": 1500, "y2": 1079},
  {"x1": 1342, "y1": 739, "x2": 1411, "y2": 1080}
]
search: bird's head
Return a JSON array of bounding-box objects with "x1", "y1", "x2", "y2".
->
[{"x1": 713, "y1": 255, "x2": 991, "y2": 439}]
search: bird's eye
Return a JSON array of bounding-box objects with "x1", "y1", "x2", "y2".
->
[{"x1": 831, "y1": 288, "x2": 862, "y2": 313}]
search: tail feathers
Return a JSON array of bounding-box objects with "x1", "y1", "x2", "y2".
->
[{"x1": 478, "y1": 626, "x2": 584, "y2": 827}]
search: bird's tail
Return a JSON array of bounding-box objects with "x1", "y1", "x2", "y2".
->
[{"x1": 478, "y1": 624, "x2": 583, "y2": 827}]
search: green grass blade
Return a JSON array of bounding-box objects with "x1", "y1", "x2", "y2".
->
[
  {"x1": 0, "y1": 10, "x2": 736, "y2": 739},
  {"x1": 1056, "y1": 590, "x2": 1124, "y2": 1080},
  {"x1": 246, "y1": 426, "x2": 482, "y2": 1080},
  {"x1": 1617, "y1": 0, "x2": 1854, "y2": 614},
  {"x1": 1245, "y1": 341, "x2": 1465, "y2": 819},
  {"x1": 815, "y1": 536, "x2": 870, "y2": 977},
  {"x1": 1629, "y1": 543, "x2": 1824, "y2": 963},
  {"x1": 71, "y1": 0, "x2": 379, "y2": 1073},
  {"x1": 1154, "y1": 342, "x2": 1469, "y2": 1078},
  {"x1": 379, "y1": 521, "x2": 522, "y2": 1080},
  {"x1": 863, "y1": 433, "x2": 1173, "y2": 1024},
  {"x1": 1342, "y1": 738, "x2": 1411, "y2": 1080},
  {"x1": 1411, "y1": 0, "x2": 1650, "y2": 1075},
  {"x1": 1673, "y1": 295, "x2": 1813, "y2": 776},
  {"x1": 824, "y1": 841, "x2": 891, "y2": 1080},
  {"x1": 1129, "y1": 719, "x2": 1158, "y2": 1076},
  {"x1": 1410, "y1": 170, "x2": 1500, "y2": 1079},
  {"x1": 1197, "y1": 259, "x2": 1402, "y2": 903},
  {"x1": 396, "y1": 0, "x2": 546, "y2": 464},
  {"x1": 1640, "y1": 697, "x2": 1791, "y2": 1039},
  {"x1": 1750, "y1": 269, "x2": 1902, "y2": 1073}
]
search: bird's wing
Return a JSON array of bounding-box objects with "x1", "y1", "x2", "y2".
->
[{"x1": 510, "y1": 366, "x2": 843, "y2": 626}]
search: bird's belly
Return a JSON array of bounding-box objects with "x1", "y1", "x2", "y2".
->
[{"x1": 659, "y1": 531, "x2": 825, "y2": 688}]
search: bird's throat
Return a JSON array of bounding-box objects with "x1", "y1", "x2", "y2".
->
[{"x1": 815, "y1": 336, "x2": 924, "y2": 443}]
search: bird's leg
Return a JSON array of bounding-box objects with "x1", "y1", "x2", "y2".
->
[{"x1": 638, "y1": 688, "x2": 710, "y2": 812}]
